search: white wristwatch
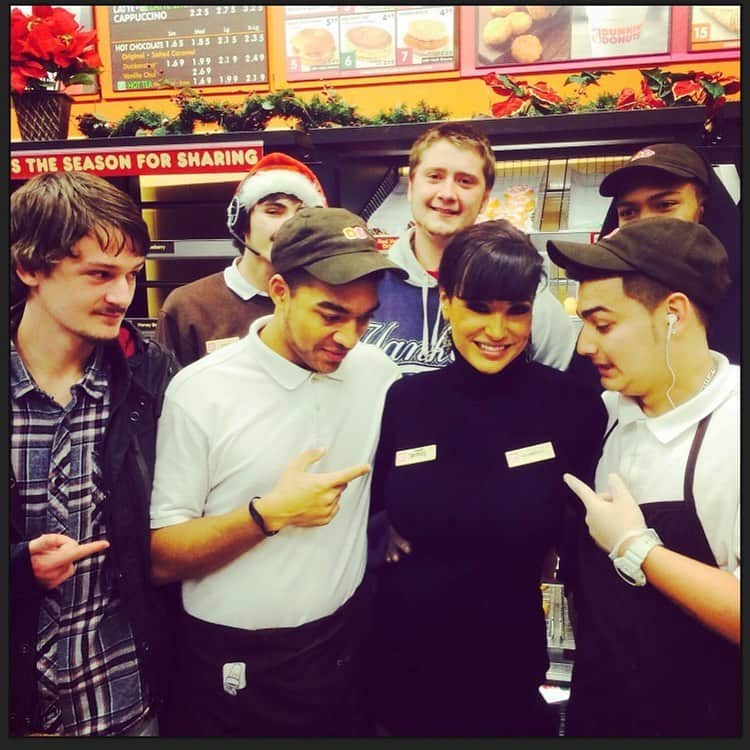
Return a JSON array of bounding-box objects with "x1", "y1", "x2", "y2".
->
[{"x1": 609, "y1": 528, "x2": 663, "y2": 587}]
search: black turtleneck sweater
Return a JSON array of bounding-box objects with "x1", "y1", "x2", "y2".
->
[{"x1": 368, "y1": 351, "x2": 606, "y2": 735}]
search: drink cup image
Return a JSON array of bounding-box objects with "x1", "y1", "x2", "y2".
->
[{"x1": 586, "y1": 6, "x2": 649, "y2": 56}]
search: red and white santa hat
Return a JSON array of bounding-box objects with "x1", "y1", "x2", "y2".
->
[{"x1": 234, "y1": 152, "x2": 327, "y2": 212}]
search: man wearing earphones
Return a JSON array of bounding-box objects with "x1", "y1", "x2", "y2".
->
[
  {"x1": 598, "y1": 142, "x2": 740, "y2": 364},
  {"x1": 155, "y1": 153, "x2": 328, "y2": 366},
  {"x1": 546, "y1": 217, "x2": 740, "y2": 737}
]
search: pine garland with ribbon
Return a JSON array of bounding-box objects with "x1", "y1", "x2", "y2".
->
[
  {"x1": 75, "y1": 67, "x2": 738, "y2": 139},
  {"x1": 75, "y1": 85, "x2": 446, "y2": 138}
]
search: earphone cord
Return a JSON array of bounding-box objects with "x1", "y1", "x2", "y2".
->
[
  {"x1": 229, "y1": 228, "x2": 261, "y2": 257},
  {"x1": 664, "y1": 333, "x2": 677, "y2": 410}
]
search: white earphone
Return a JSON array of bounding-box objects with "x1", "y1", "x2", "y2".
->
[
  {"x1": 664, "y1": 312, "x2": 678, "y2": 409},
  {"x1": 666, "y1": 312, "x2": 678, "y2": 338}
]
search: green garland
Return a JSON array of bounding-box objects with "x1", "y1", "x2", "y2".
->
[{"x1": 75, "y1": 86, "x2": 449, "y2": 138}]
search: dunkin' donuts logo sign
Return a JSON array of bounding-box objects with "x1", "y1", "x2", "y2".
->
[
  {"x1": 592, "y1": 23, "x2": 643, "y2": 45},
  {"x1": 342, "y1": 226, "x2": 370, "y2": 240}
]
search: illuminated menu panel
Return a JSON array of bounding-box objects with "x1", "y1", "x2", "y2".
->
[
  {"x1": 284, "y1": 5, "x2": 457, "y2": 81},
  {"x1": 107, "y1": 5, "x2": 268, "y2": 91},
  {"x1": 689, "y1": 6, "x2": 740, "y2": 51},
  {"x1": 473, "y1": 5, "x2": 670, "y2": 68}
]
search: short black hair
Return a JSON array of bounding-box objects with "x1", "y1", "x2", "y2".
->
[
  {"x1": 282, "y1": 267, "x2": 385, "y2": 294},
  {"x1": 566, "y1": 266, "x2": 709, "y2": 328},
  {"x1": 439, "y1": 220, "x2": 544, "y2": 301}
]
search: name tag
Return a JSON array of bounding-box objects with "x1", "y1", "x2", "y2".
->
[
  {"x1": 505, "y1": 441, "x2": 555, "y2": 468},
  {"x1": 395, "y1": 444, "x2": 437, "y2": 467},
  {"x1": 206, "y1": 336, "x2": 239, "y2": 353}
]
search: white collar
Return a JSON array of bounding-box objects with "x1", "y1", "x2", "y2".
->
[
  {"x1": 246, "y1": 315, "x2": 351, "y2": 390},
  {"x1": 608, "y1": 352, "x2": 736, "y2": 444},
  {"x1": 224, "y1": 257, "x2": 268, "y2": 301}
]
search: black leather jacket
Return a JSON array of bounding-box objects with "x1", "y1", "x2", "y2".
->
[{"x1": 10, "y1": 314, "x2": 180, "y2": 735}]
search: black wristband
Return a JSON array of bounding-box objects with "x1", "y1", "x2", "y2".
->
[{"x1": 248, "y1": 497, "x2": 277, "y2": 537}]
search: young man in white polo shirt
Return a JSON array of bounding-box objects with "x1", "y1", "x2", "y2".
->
[
  {"x1": 546, "y1": 218, "x2": 739, "y2": 737},
  {"x1": 149, "y1": 207, "x2": 405, "y2": 736}
]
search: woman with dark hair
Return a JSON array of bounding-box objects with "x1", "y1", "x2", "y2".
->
[{"x1": 366, "y1": 220, "x2": 606, "y2": 736}]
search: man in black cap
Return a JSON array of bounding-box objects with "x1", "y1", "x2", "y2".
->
[
  {"x1": 598, "y1": 142, "x2": 740, "y2": 363},
  {"x1": 148, "y1": 207, "x2": 406, "y2": 736},
  {"x1": 546, "y1": 217, "x2": 740, "y2": 737}
]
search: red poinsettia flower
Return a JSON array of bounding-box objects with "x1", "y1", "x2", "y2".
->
[
  {"x1": 615, "y1": 88, "x2": 639, "y2": 110},
  {"x1": 10, "y1": 5, "x2": 102, "y2": 94},
  {"x1": 528, "y1": 81, "x2": 564, "y2": 106},
  {"x1": 491, "y1": 95, "x2": 528, "y2": 118},
  {"x1": 483, "y1": 72, "x2": 528, "y2": 97},
  {"x1": 639, "y1": 78, "x2": 666, "y2": 108},
  {"x1": 672, "y1": 79, "x2": 707, "y2": 105}
]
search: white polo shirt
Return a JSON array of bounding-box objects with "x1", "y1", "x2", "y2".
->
[
  {"x1": 596, "y1": 352, "x2": 740, "y2": 578},
  {"x1": 150, "y1": 315, "x2": 400, "y2": 629}
]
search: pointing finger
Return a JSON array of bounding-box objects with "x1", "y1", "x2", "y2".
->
[
  {"x1": 68, "y1": 540, "x2": 110, "y2": 563},
  {"x1": 563, "y1": 473, "x2": 597, "y2": 508},
  {"x1": 326, "y1": 463, "x2": 371, "y2": 487}
]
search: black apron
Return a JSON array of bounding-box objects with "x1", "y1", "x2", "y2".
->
[{"x1": 567, "y1": 415, "x2": 740, "y2": 737}]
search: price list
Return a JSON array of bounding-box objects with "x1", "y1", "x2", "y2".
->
[
  {"x1": 284, "y1": 5, "x2": 456, "y2": 82},
  {"x1": 108, "y1": 5, "x2": 268, "y2": 91}
]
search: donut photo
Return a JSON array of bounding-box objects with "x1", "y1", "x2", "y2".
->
[{"x1": 476, "y1": 5, "x2": 570, "y2": 66}]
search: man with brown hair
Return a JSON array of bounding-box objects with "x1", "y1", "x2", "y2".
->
[
  {"x1": 10, "y1": 172, "x2": 178, "y2": 736},
  {"x1": 362, "y1": 122, "x2": 576, "y2": 374},
  {"x1": 547, "y1": 217, "x2": 739, "y2": 736}
]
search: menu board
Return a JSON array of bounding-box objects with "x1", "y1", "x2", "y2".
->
[
  {"x1": 284, "y1": 5, "x2": 457, "y2": 81},
  {"x1": 107, "y1": 5, "x2": 268, "y2": 92},
  {"x1": 474, "y1": 5, "x2": 670, "y2": 68},
  {"x1": 689, "y1": 6, "x2": 740, "y2": 51}
]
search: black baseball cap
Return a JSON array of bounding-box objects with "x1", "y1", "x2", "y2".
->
[
  {"x1": 599, "y1": 143, "x2": 711, "y2": 197},
  {"x1": 546, "y1": 217, "x2": 730, "y2": 310},
  {"x1": 271, "y1": 207, "x2": 407, "y2": 284}
]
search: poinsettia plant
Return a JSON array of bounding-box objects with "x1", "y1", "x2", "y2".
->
[
  {"x1": 485, "y1": 68, "x2": 740, "y2": 122},
  {"x1": 483, "y1": 72, "x2": 573, "y2": 117},
  {"x1": 11, "y1": 5, "x2": 103, "y2": 94},
  {"x1": 637, "y1": 67, "x2": 740, "y2": 115}
]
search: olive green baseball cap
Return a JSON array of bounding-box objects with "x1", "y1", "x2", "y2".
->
[
  {"x1": 546, "y1": 217, "x2": 730, "y2": 310},
  {"x1": 271, "y1": 207, "x2": 407, "y2": 284}
]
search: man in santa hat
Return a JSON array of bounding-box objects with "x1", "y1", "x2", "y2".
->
[{"x1": 155, "y1": 153, "x2": 328, "y2": 366}]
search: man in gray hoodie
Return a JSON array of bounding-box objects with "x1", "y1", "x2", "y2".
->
[{"x1": 361, "y1": 122, "x2": 576, "y2": 374}]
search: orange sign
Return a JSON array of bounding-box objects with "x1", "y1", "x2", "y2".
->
[{"x1": 11, "y1": 141, "x2": 263, "y2": 179}]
